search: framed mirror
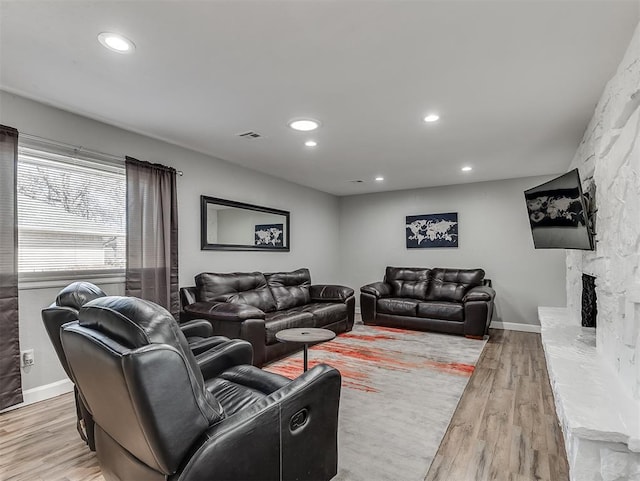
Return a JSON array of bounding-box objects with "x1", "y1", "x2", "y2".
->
[{"x1": 201, "y1": 196, "x2": 290, "y2": 251}]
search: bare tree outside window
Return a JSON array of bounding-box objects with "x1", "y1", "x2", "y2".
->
[{"x1": 17, "y1": 151, "x2": 126, "y2": 273}]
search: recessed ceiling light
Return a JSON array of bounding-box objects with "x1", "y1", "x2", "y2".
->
[
  {"x1": 289, "y1": 119, "x2": 320, "y2": 131},
  {"x1": 375, "y1": 176, "x2": 384, "y2": 182},
  {"x1": 305, "y1": 140, "x2": 317, "y2": 147},
  {"x1": 98, "y1": 32, "x2": 135, "y2": 54},
  {"x1": 423, "y1": 114, "x2": 440, "y2": 123},
  {"x1": 461, "y1": 166, "x2": 473, "y2": 172}
]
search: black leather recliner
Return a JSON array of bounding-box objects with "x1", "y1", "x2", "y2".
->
[
  {"x1": 61, "y1": 296, "x2": 341, "y2": 481},
  {"x1": 41, "y1": 281, "x2": 246, "y2": 450}
]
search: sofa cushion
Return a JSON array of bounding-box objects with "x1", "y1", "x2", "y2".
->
[
  {"x1": 426, "y1": 268, "x2": 485, "y2": 302},
  {"x1": 266, "y1": 268, "x2": 311, "y2": 311},
  {"x1": 417, "y1": 301, "x2": 464, "y2": 321},
  {"x1": 377, "y1": 298, "x2": 419, "y2": 316},
  {"x1": 264, "y1": 309, "x2": 315, "y2": 345},
  {"x1": 184, "y1": 301, "x2": 266, "y2": 322},
  {"x1": 300, "y1": 303, "x2": 347, "y2": 327},
  {"x1": 385, "y1": 267, "x2": 430, "y2": 300},
  {"x1": 196, "y1": 272, "x2": 277, "y2": 313}
]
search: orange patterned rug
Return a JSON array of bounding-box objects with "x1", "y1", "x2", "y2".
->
[{"x1": 265, "y1": 323, "x2": 487, "y2": 481}]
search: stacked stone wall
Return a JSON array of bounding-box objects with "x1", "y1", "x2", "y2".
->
[{"x1": 567, "y1": 22, "x2": 640, "y2": 401}]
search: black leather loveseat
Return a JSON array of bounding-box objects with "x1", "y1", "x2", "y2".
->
[
  {"x1": 181, "y1": 268, "x2": 355, "y2": 366},
  {"x1": 360, "y1": 267, "x2": 495, "y2": 338}
]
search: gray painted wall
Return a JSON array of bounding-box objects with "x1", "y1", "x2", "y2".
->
[
  {"x1": 1, "y1": 91, "x2": 341, "y2": 390},
  {"x1": 17, "y1": 281, "x2": 124, "y2": 391},
  {"x1": 338, "y1": 176, "x2": 567, "y2": 325}
]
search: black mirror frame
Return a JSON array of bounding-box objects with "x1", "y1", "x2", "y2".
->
[{"x1": 200, "y1": 196, "x2": 290, "y2": 251}]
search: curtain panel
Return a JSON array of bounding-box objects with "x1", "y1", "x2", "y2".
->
[
  {"x1": 0, "y1": 125, "x2": 22, "y2": 410},
  {"x1": 125, "y1": 157, "x2": 179, "y2": 318}
]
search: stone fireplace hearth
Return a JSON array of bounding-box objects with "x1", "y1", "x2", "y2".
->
[{"x1": 539, "y1": 307, "x2": 640, "y2": 481}]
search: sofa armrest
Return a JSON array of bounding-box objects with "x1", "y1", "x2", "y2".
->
[
  {"x1": 183, "y1": 303, "x2": 267, "y2": 367},
  {"x1": 184, "y1": 301, "x2": 265, "y2": 322},
  {"x1": 196, "y1": 339, "x2": 254, "y2": 379},
  {"x1": 463, "y1": 286, "x2": 496, "y2": 338},
  {"x1": 462, "y1": 285, "x2": 495, "y2": 303},
  {"x1": 180, "y1": 286, "x2": 198, "y2": 308},
  {"x1": 180, "y1": 319, "x2": 214, "y2": 339},
  {"x1": 310, "y1": 285, "x2": 355, "y2": 302},
  {"x1": 360, "y1": 281, "x2": 392, "y2": 298}
]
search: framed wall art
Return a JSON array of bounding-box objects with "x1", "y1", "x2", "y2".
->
[{"x1": 406, "y1": 212, "x2": 458, "y2": 248}]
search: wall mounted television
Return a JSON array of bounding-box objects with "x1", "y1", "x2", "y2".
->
[{"x1": 524, "y1": 169, "x2": 594, "y2": 250}]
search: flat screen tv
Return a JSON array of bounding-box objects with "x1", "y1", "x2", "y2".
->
[{"x1": 524, "y1": 169, "x2": 594, "y2": 250}]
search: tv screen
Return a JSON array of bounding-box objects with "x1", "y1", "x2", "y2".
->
[{"x1": 524, "y1": 169, "x2": 594, "y2": 250}]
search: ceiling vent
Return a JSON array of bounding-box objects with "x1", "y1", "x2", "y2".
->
[
  {"x1": 237, "y1": 131, "x2": 263, "y2": 140},
  {"x1": 349, "y1": 180, "x2": 365, "y2": 183}
]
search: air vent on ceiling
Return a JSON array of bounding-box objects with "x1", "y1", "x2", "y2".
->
[
  {"x1": 349, "y1": 180, "x2": 365, "y2": 183},
  {"x1": 237, "y1": 131, "x2": 263, "y2": 140}
]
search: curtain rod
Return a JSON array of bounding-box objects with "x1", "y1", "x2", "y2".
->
[{"x1": 19, "y1": 132, "x2": 184, "y2": 176}]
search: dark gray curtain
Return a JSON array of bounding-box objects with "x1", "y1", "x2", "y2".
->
[
  {"x1": 0, "y1": 125, "x2": 22, "y2": 410},
  {"x1": 125, "y1": 156, "x2": 179, "y2": 318}
]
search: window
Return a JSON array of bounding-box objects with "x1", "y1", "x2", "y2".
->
[{"x1": 17, "y1": 143, "x2": 126, "y2": 277}]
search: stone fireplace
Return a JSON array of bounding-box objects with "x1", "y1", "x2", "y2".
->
[{"x1": 540, "y1": 20, "x2": 640, "y2": 481}]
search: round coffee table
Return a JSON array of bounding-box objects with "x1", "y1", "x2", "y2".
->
[{"x1": 275, "y1": 327, "x2": 336, "y2": 371}]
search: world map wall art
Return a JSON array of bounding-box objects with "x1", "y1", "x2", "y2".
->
[{"x1": 406, "y1": 212, "x2": 458, "y2": 248}]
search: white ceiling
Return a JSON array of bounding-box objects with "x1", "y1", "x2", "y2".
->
[{"x1": 1, "y1": 1, "x2": 638, "y2": 196}]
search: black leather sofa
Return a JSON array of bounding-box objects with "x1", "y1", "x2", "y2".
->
[
  {"x1": 61, "y1": 296, "x2": 341, "y2": 481},
  {"x1": 181, "y1": 268, "x2": 355, "y2": 366},
  {"x1": 360, "y1": 267, "x2": 495, "y2": 338}
]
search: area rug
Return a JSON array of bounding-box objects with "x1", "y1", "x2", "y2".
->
[{"x1": 264, "y1": 324, "x2": 487, "y2": 481}]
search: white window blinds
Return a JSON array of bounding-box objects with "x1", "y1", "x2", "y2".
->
[{"x1": 17, "y1": 144, "x2": 126, "y2": 275}]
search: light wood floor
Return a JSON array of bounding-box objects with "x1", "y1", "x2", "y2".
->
[
  {"x1": 0, "y1": 329, "x2": 568, "y2": 481},
  {"x1": 0, "y1": 393, "x2": 103, "y2": 481},
  {"x1": 425, "y1": 329, "x2": 570, "y2": 481}
]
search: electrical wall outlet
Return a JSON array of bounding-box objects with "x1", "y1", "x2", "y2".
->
[{"x1": 21, "y1": 349, "x2": 35, "y2": 368}]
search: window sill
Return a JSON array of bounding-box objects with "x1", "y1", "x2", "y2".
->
[{"x1": 18, "y1": 271, "x2": 125, "y2": 290}]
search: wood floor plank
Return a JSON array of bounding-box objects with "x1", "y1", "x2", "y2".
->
[
  {"x1": 463, "y1": 439, "x2": 492, "y2": 481},
  {"x1": 513, "y1": 376, "x2": 546, "y2": 453},
  {"x1": 484, "y1": 389, "x2": 516, "y2": 481}
]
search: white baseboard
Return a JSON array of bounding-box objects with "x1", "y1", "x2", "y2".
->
[
  {"x1": 0, "y1": 378, "x2": 73, "y2": 413},
  {"x1": 490, "y1": 321, "x2": 541, "y2": 333}
]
